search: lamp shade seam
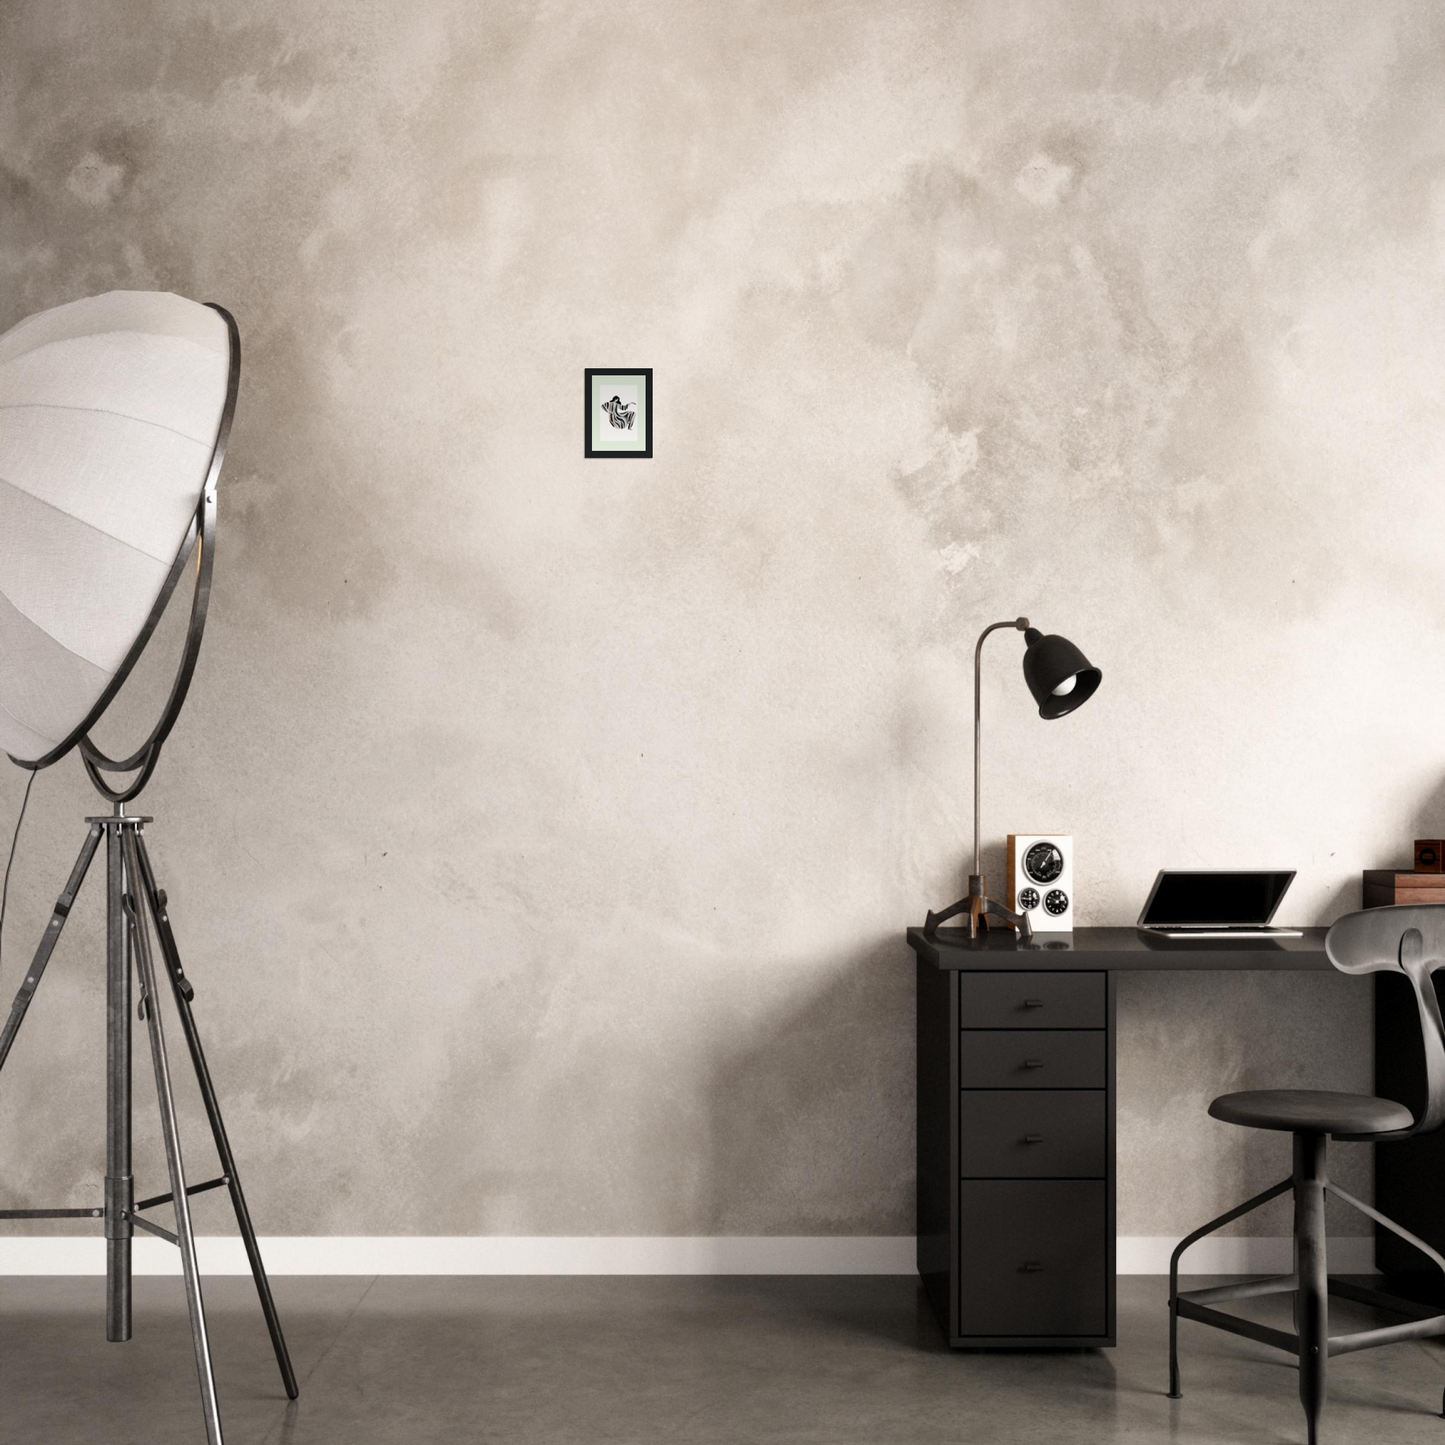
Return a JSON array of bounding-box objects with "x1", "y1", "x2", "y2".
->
[
  {"x1": 0, "y1": 469, "x2": 187, "y2": 567},
  {"x1": 0, "y1": 400, "x2": 213, "y2": 450},
  {"x1": 0, "y1": 576, "x2": 127, "y2": 674},
  {"x1": 0, "y1": 684, "x2": 64, "y2": 749},
  {"x1": 0, "y1": 322, "x2": 226, "y2": 369}
]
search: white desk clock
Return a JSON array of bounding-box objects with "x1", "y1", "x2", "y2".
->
[{"x1": 1006, "y1": 833, "x2": 1074, "y2": 932}]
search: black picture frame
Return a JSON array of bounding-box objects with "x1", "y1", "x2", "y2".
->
[{"x1": 585, "y1": 368, "x2": 653, "y2": 458}]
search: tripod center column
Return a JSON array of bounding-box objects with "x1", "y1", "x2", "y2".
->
[{"x1": 103, "y1": 812, "x2": 136, "y2": 1343}]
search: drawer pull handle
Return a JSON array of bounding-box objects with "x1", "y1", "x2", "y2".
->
[
  {"x1": 1021, "y1": 1261, "x2": 1044, "y2": 1273},
  {"x1": 1022, "y1": 1134, "x2": 1044, "y2": 1144},
  {"x1": 1023, "y1": 1059, "x2": 1045, "y2": 1069},
  {"x1": 1023, "y1": 999, "x2": 1044, "y2": 1008}
]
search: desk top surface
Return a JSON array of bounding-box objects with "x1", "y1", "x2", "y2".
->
[{"x1": 907, "y1": 925, "x2": 1333, "y2": 971}]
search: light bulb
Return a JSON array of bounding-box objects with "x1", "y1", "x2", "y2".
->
[{"x1": 1051, "y1": 674, "x2": 1077, "y2": 697}]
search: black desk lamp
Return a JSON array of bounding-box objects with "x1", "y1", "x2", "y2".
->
[{"x1": 925, "y1": 618, "x2": 1101, "y2": 940}]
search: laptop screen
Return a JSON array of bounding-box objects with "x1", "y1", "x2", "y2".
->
[{"x1": 1141, "y1": 871, "x2": 1294, "y2": 926}]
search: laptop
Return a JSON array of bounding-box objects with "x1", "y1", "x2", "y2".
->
[{"x1": 1137, "y1": 870, "x2": 1301, "y2": 939}]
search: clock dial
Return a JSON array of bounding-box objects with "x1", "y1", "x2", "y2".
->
[
  {"x1": 1044, "y1": 889, "x2": 1069, "y2": 917},
  {"x1": 1018, "y1": 887, "x2": 1040, "y2": 912},
  {"x1": 1024, "y1": 842, "x2": 1064, "y2": 885}
]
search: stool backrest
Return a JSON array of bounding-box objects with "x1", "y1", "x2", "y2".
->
[{"x1": 1326, "y1": 905, "x2": 1445, "y2": 1136}]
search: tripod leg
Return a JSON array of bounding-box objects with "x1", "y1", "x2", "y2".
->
[
  {"x1": 123, "y1": 832, "x2": 224, "y2": 1445},
  {"x1": 135, "y1": 834, "x2": 299, "y2": 1400},
  {"x1": 0, "y1": 823, "x2": 102, "y2": 1077}
]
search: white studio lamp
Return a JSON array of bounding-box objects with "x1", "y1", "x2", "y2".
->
[{"x1": 0, "y1": 291, "x2": 295, "y2": 1443}]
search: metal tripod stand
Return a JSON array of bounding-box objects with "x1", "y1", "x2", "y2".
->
[{"x1": 0, "y1": 805, "x2": 297, "y2": 1444}]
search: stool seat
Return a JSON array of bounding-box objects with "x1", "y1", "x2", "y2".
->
[{"x1": 1208, "y1": 1089, "x2": 1413, "y2": 1137}]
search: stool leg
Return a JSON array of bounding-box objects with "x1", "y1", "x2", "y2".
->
[
  {"x1": 1168, "y1": 1240, "x2": 1182, "y2": 1398},
  {"x1": 1294, "y1": 1132, "x2": 1329, "y2": 1445},
  {"x1": 1166, "y1": 1174, "x2": 1292, "y2": 1400},
  {"x1": 1168, "y1": 1292, "x2": 1181, "y2": 1399}
]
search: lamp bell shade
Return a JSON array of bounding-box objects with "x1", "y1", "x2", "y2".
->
[
  {"x1": 0, "y1": 291, "x2": 231, "y2": 766},
  {"x1": 1022, "y1": 627, "x2": 1102, "y2": 720}
]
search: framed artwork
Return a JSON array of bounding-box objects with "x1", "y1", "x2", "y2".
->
[{"x1": 585, "y1": 368, "x2": 652, "y2": 458}]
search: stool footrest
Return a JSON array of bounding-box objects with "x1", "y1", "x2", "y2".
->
[
  {"x1": 1326, "y1": 1275, "x2": 1441, "y2": 1321},
  {"x1": 1179, "y1": 1274, "x2": 1298, "y2": 1307},
  {"x1": 1175, "y1": 1298, "x2": 1299, "y2": 1355},
  {"x1": 1329, "y1": 1314, "x2": 1445, "y2": 1356},
  {"x1": 1176, "y1": 1274, "x2": 1445, "y2": 1362}
]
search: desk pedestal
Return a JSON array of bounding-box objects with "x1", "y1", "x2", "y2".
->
[{"x1": 917, "y1": 957, "x2": 1116, "y2": 1347}]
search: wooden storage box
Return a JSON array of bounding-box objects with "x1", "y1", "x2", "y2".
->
[{"x1": 1362, "y1": 871, "x2": 1445, "y2": 909}]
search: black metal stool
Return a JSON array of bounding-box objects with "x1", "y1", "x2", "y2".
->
[{"x1": 1169, "y1": 906, "x2": 1445, "y2": 1444}]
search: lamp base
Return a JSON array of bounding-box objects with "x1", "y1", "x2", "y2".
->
[{"x1": 924, "y1": 873, "x2": 1035, "y2": 941}]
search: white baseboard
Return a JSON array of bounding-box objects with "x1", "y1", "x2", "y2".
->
[
  {"x1": 0, "y1": 1237, "x2": 917, "y2": 1276},
  {"x1": 0, "y1": 1235, "x2": 1376, "y2": 1276},
  {"x1": 1117, "y1": 1235, "x2": 1374, "y2": 1275}
]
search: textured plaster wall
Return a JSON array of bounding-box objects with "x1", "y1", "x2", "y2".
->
[{"x1": 1, "y1": 1, "x2": 1443, "y2": 1243}]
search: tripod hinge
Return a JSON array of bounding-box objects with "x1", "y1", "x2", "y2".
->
[{"x1": 149, "y1": 888, "x2": 196, "y2": 1000}]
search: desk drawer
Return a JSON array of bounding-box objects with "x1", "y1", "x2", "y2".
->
[
  {"x1": 959, "y1": 1031, "x2": 1106, "y2": 1089},
  {"x1": 958, "y1": 972, "x2": 1106, "y2": 1029},
  {"x1": 958, "y1": 1180, "x2": 1107, "y2": 1337},
  {"x1": 960, "y1": 1091, "x2": 1106, "y2": 1178}
]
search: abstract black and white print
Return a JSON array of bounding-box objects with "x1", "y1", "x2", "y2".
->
[
  {"x1": 602, "y1": 395, "x2": 635, "y2": 430},
  {"x1": 585, "y1": 369, "x2": 651, "y2": 457}
]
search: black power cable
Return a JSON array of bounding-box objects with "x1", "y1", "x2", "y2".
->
[{"x1": 0, "y1": 770, "x2": 36, "y2": 974}]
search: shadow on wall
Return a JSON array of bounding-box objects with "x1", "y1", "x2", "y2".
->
[
  {"x1": 1317, "y1": 767, "x2": 1445, "y2": 921},
  {"x1": 1317, "y1": 877, "x2": 1363, "y2": 928},
  {"x1": 700, "y1": 932, "x2": 939, "y2": 1351},
  {"x1": 697, "y1": 800, "x2": 1426, "y2": 1281},
  {"x1": 702, "y1": 936, "x2": 914, "y2": 1244},
  {"x1": 1409, "y1": 777, "x2": 1445, "y2": 873}
]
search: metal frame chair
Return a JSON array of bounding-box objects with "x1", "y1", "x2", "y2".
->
[{"x1": 1169, "y1": 906, "x2": 1445, "y2": 1444}]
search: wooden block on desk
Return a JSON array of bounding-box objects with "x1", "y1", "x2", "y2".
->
[
  {"x1": 1417, "y1": 840, "x2": 1445, "y2": 873},
  {"x1": 1363, "y1": 871, "x2": 1445, "y2": 907}
]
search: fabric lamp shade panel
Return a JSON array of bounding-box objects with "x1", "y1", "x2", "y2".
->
[{"x1": 0, "y1": 290, "x2": 230, "y2": 765}]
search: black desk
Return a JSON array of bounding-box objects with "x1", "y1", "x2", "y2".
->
[{"x1": 908, "y1": 925, "x2": 1331, "y2": 1348}]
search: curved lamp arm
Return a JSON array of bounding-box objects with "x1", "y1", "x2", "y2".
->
[
  {"x1": 925, "y1": 617, "x2": 1034, "y2": 942},
  {"x1": 974, "y1": 618, "x2": 1029, "y2": 875}
]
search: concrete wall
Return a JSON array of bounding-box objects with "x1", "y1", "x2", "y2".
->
[{"x1": 2, "y1": 1, "x2": 1443, "y2": 1246}]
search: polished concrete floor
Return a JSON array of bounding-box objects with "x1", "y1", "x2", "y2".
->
[{"x1": 3, "y1": 1274, "x2": 1444, "y2": 1443}]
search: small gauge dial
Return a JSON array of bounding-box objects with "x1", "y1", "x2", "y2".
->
[
  {"x1": 1044, "y1": 889, "x2": 1069, "y2": 917},
  {"x1": 1018, "y1": 887, "x2": 1040, "y2": 912},
  {"x1": 1024, "y1": 842, "x2": 1064, "y2": 885}
]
